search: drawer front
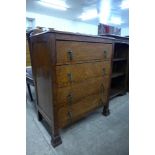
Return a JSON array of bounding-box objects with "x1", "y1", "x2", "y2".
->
[
  {"x1": 58, "y1": 94, "x2": 101, "y2": 128},
  {"x1": 56, "y1": 61, "x2": 111, "y2": 87},
  {"x1": 56, "y1": 76, "x2": 109, "y2": 108},
  {"x1": 56, "y1": 41, "x2": 112, "y2": 64}
]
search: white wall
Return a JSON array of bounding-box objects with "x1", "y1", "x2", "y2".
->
[
  {"x1": 26, "y1": 12, "x2": 98, "y2": 35},
  {"x1": 26, "y1": 11, "x2": 129, "y2": 36}
]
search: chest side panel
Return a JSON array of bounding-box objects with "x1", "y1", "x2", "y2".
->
[{"x1": 31, "y1": 40, "x2": 53, "y2": 122}]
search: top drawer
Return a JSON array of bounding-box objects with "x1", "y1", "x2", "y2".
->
[{"x1": 56, "y1": 41, "x2": 112, "y2": 64}]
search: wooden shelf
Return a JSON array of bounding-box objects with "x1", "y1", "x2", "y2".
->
[
  {"x1": 110, "y1": 88, "x2": 125, "y2": 99},
  {"x1": 112, "y1": 72, "x2": 125, "y2": 78},
  {"x1": 113, "y1": 58, "x2": 127, "y2": 62},
  {"x1": 110, "y1": 40, "x2": 129, "y2": 100}
]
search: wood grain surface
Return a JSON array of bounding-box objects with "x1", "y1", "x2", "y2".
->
[
  {"x1": 56, "y1": 76, "x2": 109, "y2": 108},
  {"x1": 56, "y1": 41, "x2": 112, "y2": 64},
  {"x1": 56, "y1": 61, "x2": 111, "y2": 87},
  {"x1": 58, "y1": 93, "x2": 101, "y2": 128}
]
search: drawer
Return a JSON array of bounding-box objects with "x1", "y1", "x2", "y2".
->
[
  {"x1": 56, "y1": 61, "x2": 111, "y2": 87},
  {"x1": 58, "y1": 94, "x2": 101, "y2": 128},
  {"x1": 56, "y1": 41, "x2": 112, "y2": 64},
  {"x1": 56, "y1": 76, "x2": 109, "y2": 108}
]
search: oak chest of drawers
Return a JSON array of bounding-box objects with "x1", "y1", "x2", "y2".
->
[{"x1": 29, "y1": 30, "x2": 114, "y2": 147}]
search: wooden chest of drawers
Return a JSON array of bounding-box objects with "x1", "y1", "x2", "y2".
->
[{"x1": 29, "y1": 30, "x2": 114, "y2": 147}]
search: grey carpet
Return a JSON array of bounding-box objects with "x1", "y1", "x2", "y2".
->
[{"x1": 26, "y1": 87, "x2": 129, "y2": 155}]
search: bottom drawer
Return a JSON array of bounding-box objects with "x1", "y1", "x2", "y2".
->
[{"x1": 58, "y1": 93, "x2": 103, "y2": 128}]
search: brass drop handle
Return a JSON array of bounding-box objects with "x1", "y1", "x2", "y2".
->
[
  {"x1": 104, "y1": 50, "x2": 107, "y2": 59},
  {"x1": 67, "y1": 49, "x2": 73, "y2": 61},
  {"x1": 68, "y1": 111, "x2": 73, "y2": 123},
  {"x1": 102, "y1": 68, "x2": 106, "y2": 76},
  {"x1": 67, "y1": 93, "x2": 73, "y2": 105},
  {"x1": 101, "y1": 84, "x2": 104, "y2": 94},
  {"x1": 67, "y1": 73, "x2": 73, "y2": 82}
]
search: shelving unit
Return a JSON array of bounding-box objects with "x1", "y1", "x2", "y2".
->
[
  {"x1": 113, "y1": 58, "x2": 127, "y2": 62},
  {"x1": 112, "y1": 72, "x2": 125, "y2": 78},
  {"x1": 98, "y1": 34, "x2": 129, "y2": 99},
  {"x1": 110, "y1": 88, "x2": 125, "y2": 99},
  {"x1": 110, "y1": 40, "x2": 129, "y2": 99}
]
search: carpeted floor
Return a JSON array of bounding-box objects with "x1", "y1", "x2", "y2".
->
[{"x1": 26, "y1": 87, "x2": 129, "y2": 155}]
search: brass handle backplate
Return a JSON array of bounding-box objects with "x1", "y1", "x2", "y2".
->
[
  {"x1": 101, "y1": 84, "x2": 104, "y2": 94},
  {"x1": 67, "y1": 49, "x2": 73, "y2": 61},
  {"x1": 104, "y1": 50, "x2": 107, "y2": 59},
  {"x1": 102, "y1": 68, "x2": 106, "y2": 76},
  {"x1": 67, "y1": 73, "x2": 73, "y2": 82},
  {"x1": 68, "y1": 111, "x2": 73, "y2": 123},
  {"x1": 67, "y1": 93, "x2": 73, "y2": 105}
]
